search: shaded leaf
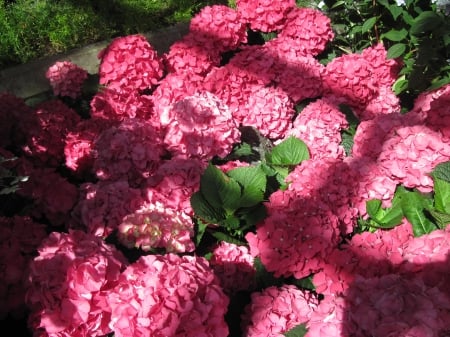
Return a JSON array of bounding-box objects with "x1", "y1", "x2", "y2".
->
[
  {"x1": 284, "y1": 324, "x2": 308, "y2": 337},
  {"x1": 387, "y1": 43, "x2": 406, "y2": 59},
  {"x1": 382, "y1": 28, "x2": 409, "y2": 42},
  {"x1": 410, "y1": 11, "x2": 443, "y2": 36},
  {"x1": 431, "y1": 161, "x2": 450, "y2": 182},
  {"x1": 428, "y1": 209, "x2": 450, "y2": 229},
  {"x1": 362, "y1": 17, "x2": 377, "y2": 33},
  {"x1": 432, "y1": 178, "x2": 450, "y2": 213}
]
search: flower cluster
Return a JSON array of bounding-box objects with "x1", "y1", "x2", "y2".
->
[
  {"x1": 25, "y1": 230, "x2": 128, "y2": 337},
  {"x1": 45, "y1": 61, "x2": 88, "y2": 99},
  {"x1": 105, "y1": 254, "x2": 229, "y2": 337}
]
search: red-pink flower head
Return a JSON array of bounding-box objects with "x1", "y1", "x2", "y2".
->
[
  {"x1": 90, "y1": 86, "x2": 155, "y2": 122},
  {"x1": 0, "y1": 216, "x2": 47, "y2": 319},
  {"x1": 163, "y1": 33, "x2": 221, "y2": 76},
  {"x1": 70, "y1": 180, "x2": 145, "y2": 238},
  {"x1": 378, "y1": 124, "x2": 450, "y2": 192},
  {"x1": 117, "y1": 201, "x2": 195, "y2": 253},
  {"x1": 242, "y1": 285, "x2": 319, "y2": 337},
  {"x1": 0, "y1": 93, "x2": 33, "y2": 149},
  {"x1": 189, "y1": 5, "x2": 247, "y2": 52},
  {"x1": 209, "y1": 241, "x2": 256, "y2": 295},
  {"x1": 106, "y1": 254, "x2": 229, "y2": 337},
  {"x1": 323, "y1": 44, "x2": 400, "y2": 120},
  {"x1": 98, "y1": 34, "x2": 164, "y2": 92},
  {"x1": 236, "y1": 0, "x2": 296, "y2": 32},
  {"x1": 246, "y1": 199, "x2": 340, "y2": 279},
  {"x1": 288, "y1": 98, "x2": 348, "y2": 160},
  {"x1": 162, "y1": 91, "x2": 241, "y2": 161},
  {"x1": 145, "y1": 158, "x2": 207, "y2": 216},
  {"x1": 92, "y1": 118, "x2": 165, "y2": 187},
  {"x1": 277, "y1": 7, "x2": 334, "y2": 56},
  {"x1": 64, "y1": 118, "x2": 116, "y2": 179},
  {"x1": 18, "y1": 99, "x2": 80, "y2": 168},
  {"x1": 25, "y1": 230, "x2": 128, "y2": 337},
  {"x1": 235, "y1": 84, "x2": 295, "y2": 140},
  {"x1": 45, "y1": 61, "x2": 88, "y2": 99}
]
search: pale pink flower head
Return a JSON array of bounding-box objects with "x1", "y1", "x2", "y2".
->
[
  {"x1": 209, "y1": 241, "x2": 256, "y2": 294},
  {"x1": 162, "y1": 91, "x2": 241, "y2": 161},
  {"x1": 98, "y1": 34, "x2": 164, "y2": 92},
  {"x1": 278, "y1": 7, "x2": 334, "y2": 56},
  {"x1": 306, "y1": 294, "x2": 348, "y2": 337},
  {"x1": 0, "y1": 216, "x2": 47, "y2": 319},
  {"x1": 70, "y1": 180, "x2": 145, "y2": 238},
  {"x1": 18, "y1": 99, "x2": 80, "y2": 168},
  {"x1": 189, "y1": 5, "x2": 247, "y2": 52},
  {"x1": 106, "y1": 254, "x2": 229, "y2": 337},
  {"x1": 117, "y1": 200, "x2": 195, "y2": 253},
  {"x1": 288, "y1": 98, "x2": 348, "y2": 160},
  {"x1": 236, "y1": 0, "x2": 296, "y2": 32},
  {"x1": 25, "y1": 230, "x2": 128, "y2": 337},
  {"x1": 90, "y1": 86, "x2": 155, "y2": 122},
  {"x1": 45, "y1": 61, "x2": 88, "y2": 99},
  {"x1": 242, "y1": 285, "x2": 319, "y2": 337},
  {"x1": 92, "y1": 118, "x2": 165, "y2": 187},
  {"x1": 378, "y1": 124, "x2": 450, "y2": 192}
]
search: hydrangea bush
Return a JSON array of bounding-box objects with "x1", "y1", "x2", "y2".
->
[{"x1": 1, "y1": 0, "x2": 450, "y2": 336}]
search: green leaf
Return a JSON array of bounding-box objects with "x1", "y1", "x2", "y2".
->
[
  {"x1": 431, "y1": 161, "x2": 450, "y2": 182},
  {"x1": 392, "y1": 75, "x2": 409, "y2": 95},
  {"x1": 190, "y1": 192, "x2": 224, "y2": 224},
  {"x1": 200, "y1": 163, "x2": 242, "y2": 211},
  {"x1": 382, "y1": 28, "x2": 409, "y2": 42},
  {"x1": 387, "y1": 43, "x2": 406, "y2": 59},
  {"x1": 428, "y1": 209, "x2": 450, "y2": 229},
  {"x1": 362, "y1": 17, "x2": 377, "y2": 33},
  {"x1": 266, "y1": 136, "x2": 309, "y2": 166},
  {"x1": 410, "y1": 11, "x2": 443, "y2": 36},
  {"x1": 194, "y1": 218, "x2": 209, "y2": 246},
  {"x1": 253, "y1": 257, "x2": 284, "y2": 289},
  {"x1": 432, "y1": 178, "x2": 450, "y2": 213},
  {"x1": 284, "y1": 324, "x2": 308, "y2": 337},
  {"x1": 401, "y1": 190, "x2": 437, "y2": 236},
  {"x1": 388, "y1": 4, "x2": 403, "y2": 20},
  {"x1": 239, "y1": 203, "x2": 267, "y2": 229},
  {"x1": 223, "y1": 215, "x2": 240, "y2": 229},
  {"x1": 366, "y1": 199, "x2": 382, "y2": 219},
  {"x1": 233, "y1": 142, "x2": 254, "y2": 157},
  {"x1": 211, "y1": 231, "x2": 246, "y2": 245},
  {"x1": 228, "y1": 165, "x2": 267, "y2": 208}
]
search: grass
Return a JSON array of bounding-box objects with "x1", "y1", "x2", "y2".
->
[{"x1": 0, "y1": 0, "x2": 228, "y2": 70}]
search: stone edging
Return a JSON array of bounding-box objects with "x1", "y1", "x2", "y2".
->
[{"x1": 0, "y1": 22, "x2": 190, "y2": 100}]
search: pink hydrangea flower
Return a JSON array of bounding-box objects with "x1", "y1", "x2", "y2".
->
[
  {"x1": 234, "y1": 84, "x2": 295, "y2": 140},
  {"x1": 106, "y1": 254, "x2": 229, "y2": 337},
  {"x1": 189, "y1": 5, "x2": 247, "y2": 52},
  {"x1": 92, "y1": 118, "x2": 166, "y2": 187},
  {"x1": 145, "y1": 158, "x2": 207, "y2": 216},
  {"x1": 378, "y1": 124, "x2": 450, "y2": 192},
  {"x1": 98, "y1": 34, "x2": 164, "y2": 92},
  {"x1": 162, "y1": 91, "x2": 241, "y2": 161},
  {"x1": 25, "y1": 230, "x2": 128, "y2": 337},
  {"x1": 209, "y1": 241, "x2": 256, "y2": 294},
  {"x1": 277, "y1": 7, "x2": 334, "y2": 56},
  {"x1": 18, "y1": 99, "x2": 80, "y2": 168},
  {"x1": 64, "y1": 118, "x2": 116, "y2": 179},
  {"x1": 242, "y1": 285, "x2": 319, "y2": 337},
  {"x1": 288, "y1": 98, "x2": 348, "y2": 159},
  {"x1": 236, "y1": 0, "x2": 296, "y2": 32},
  {"x1": 305, "y1": 294, "x2": 347, "y2": 337},
  {"x1": 0, "y1": 92, "x2": 33, "y2": 149},
  {"x1": 70, "y1": 180, "x2": 145, "y2": 238},
  {"x1": 163, "y1": 33, "x2": 221, "y2": 75},
  {"x1": 246, "y1": 198, "x2": 340, "y2": 279},
  {"x1": 0, "y1": 216, "x2": 47, "y2": 319},
  {"x1": 15, "y1": 163, "x2": 78, "y2": 227},
  {"x1": 117, "y1": 201, "x2": 195, "y2": 253},
  {"x1": 90, "y1": 87, "x2": 155, "y2": 122},
  {"x1": 45, "y1": 61, "x2": 88, "y2": 99}
]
